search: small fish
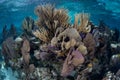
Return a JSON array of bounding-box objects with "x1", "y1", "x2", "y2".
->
[
  {"x1": 15, "y1": 37, "x2": 23, "y2": 42},
  {"x1": 32, "y1": 41, "x2": 40, "y2": 44},
  {"x1": 29, "y1": 37, "x2": 36, "y2": 40},
  {"x1": 111, "y1": 43, "x2": 117, "y2": 48}
]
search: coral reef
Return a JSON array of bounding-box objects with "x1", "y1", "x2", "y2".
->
[
  {"x1": 2, "y1": 37, "x2": 19, "y2": 66},
  {"x1": 33, "y1": 4, "x2": 69, "y2": 43},
  {"x1": 74, "y1": 13, "x2": 91, "y2": 33},
  {"x1": 22, "y1": 17, "x2": 35, "y2": 40},
  {"x1": 22, "y1": 17, "x2": 34, "y2": 34},
  {"x1": 1, "y1": 4, "x2": 120, "y2": 80},
  {"x1": 83, "y1": 33, "x2": 96, "y2": 57},
  {"x1": 61, "y1": 48, "x2": 84, "y2": 77},
  {"x1": 21, "y1": 39, "x2": 30, "y2": 66}
]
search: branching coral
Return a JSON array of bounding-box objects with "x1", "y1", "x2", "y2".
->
[
  {"x1": 2, "y1": 24, "x2": 17, "y2": 41},
  {"x1": 32, "y1": 28, "x2": 50, "y2": 43},
  {"x1": 22, "y1": 17, "x2": 35, "y2": 37},
  {"x1": 34, "y1": 4, "x2": 69, "y2": 42},
  {"x1": 74, "y1": 13, "x2": 91, "y2": 33},
  {"x1": 9, "y1": 24, "x2": 17, "y2": 37}
]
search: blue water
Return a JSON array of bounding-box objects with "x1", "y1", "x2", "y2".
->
[
  {"x1": 0, "y1": 0, "x2": 120, "y2": 32},
  {"x1": 0, "y1": 0, "x2": 120, "y2": 80}
]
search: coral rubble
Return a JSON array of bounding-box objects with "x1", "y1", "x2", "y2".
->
[{"x1": 1, "y1": 4, "x2": 120, "y2": 80}]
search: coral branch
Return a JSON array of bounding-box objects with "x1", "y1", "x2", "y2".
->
[
  {"x1": 34, "y1": 4, "x2": 69, "y2": 42},
  {"x1": 74, "y1": 13, "x2": 90, "y2": 33}
]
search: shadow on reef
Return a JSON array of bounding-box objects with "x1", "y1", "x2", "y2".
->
[{"x1": 0, "y1": 4, "x2": 120, "y2": 80}]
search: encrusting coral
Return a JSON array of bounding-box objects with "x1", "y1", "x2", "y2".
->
[
  {"x1": 51, "y1": 27, "x2": 84, "y2": 57},
  {"x1": 77, "y1": 44, "x2": 88, "y2": 55}
]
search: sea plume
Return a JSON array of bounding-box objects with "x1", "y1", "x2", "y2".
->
[
  {"x1": 22, "y1": 17, "x2": 35, "y2": 38},
  {"x1": 74, "y1": 13, "x2": 91, "y2": 33},
  {"x1": 33, "y1": 4, "x2": 69, "y2": 43}
]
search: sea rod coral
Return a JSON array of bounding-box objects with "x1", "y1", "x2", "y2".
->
[{"x1": 33, "y1": 4, "x2": 69, "y2": 43}]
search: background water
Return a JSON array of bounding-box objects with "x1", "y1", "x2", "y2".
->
[
  {"x1": 0, "y1": 0, "x2": 120, "y2": 80},
  {"x1": 0, "y1": 0, "x2": 120, "y2": 32}
]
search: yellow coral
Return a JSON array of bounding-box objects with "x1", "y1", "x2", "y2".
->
[
  {"x1": 32, "y1": 28, "x2": 50, "y2": 43},
  {"x1": 22, "y1": 17, "x2": 34, "y2": 33},
  {"x1": 34, "y1": 4, "x2": 69, "y2": 42},
  {"x1": 77, "y1": 44, "x2": 88, "y2": 55},
  {"x1": 74, "y1": 12, "x2": 91, "y2": 33},
  {"x1": 87, "y1": 63, "x2": 93, "y2": 68}
]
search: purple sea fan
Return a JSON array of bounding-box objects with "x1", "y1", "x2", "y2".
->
[
  {"x1": 2, "y1": 37, "x2": 17, "y2": 60},
  {"x1": 21, "y1": 39, "x2": 30, "y2": 65},
  {"x1": 61, "y1": 57, "x2": 74, "y2": 77},
  {"x1": 61, "y1": 48, "x2": 85, "y2": 77},
  {"x1": 71, "y1": 49, "x2": 85, "y2": 67}
]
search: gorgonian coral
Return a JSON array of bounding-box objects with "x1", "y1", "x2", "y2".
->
[
  {"x1": 22, "y1": 17, "x2": 35, "y2": 38},
  {"x1": 2, "y1": 3, "x2": 119, "y2": 80},
  {"x1": 33, "y1": 4, "x2": 69, "y2": 43},
  {"x1": 83, "y1": 33, "x2": 96, "y2": 56},
  {"x1": 21, "y1": 39, "x2": 30, "y2": 65},
  {"x1": 2, "y1": 24, "x2": 17, "y2": 41},
  {"x1": 74, "y1": 13, "x2": 91, "y2": 33},
  {"x1": 2, "y1": 37, "x2": 18, "y2": 64},
  {"x1": 61, "y1": 48, "x2": 84, "y2": 77}
]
